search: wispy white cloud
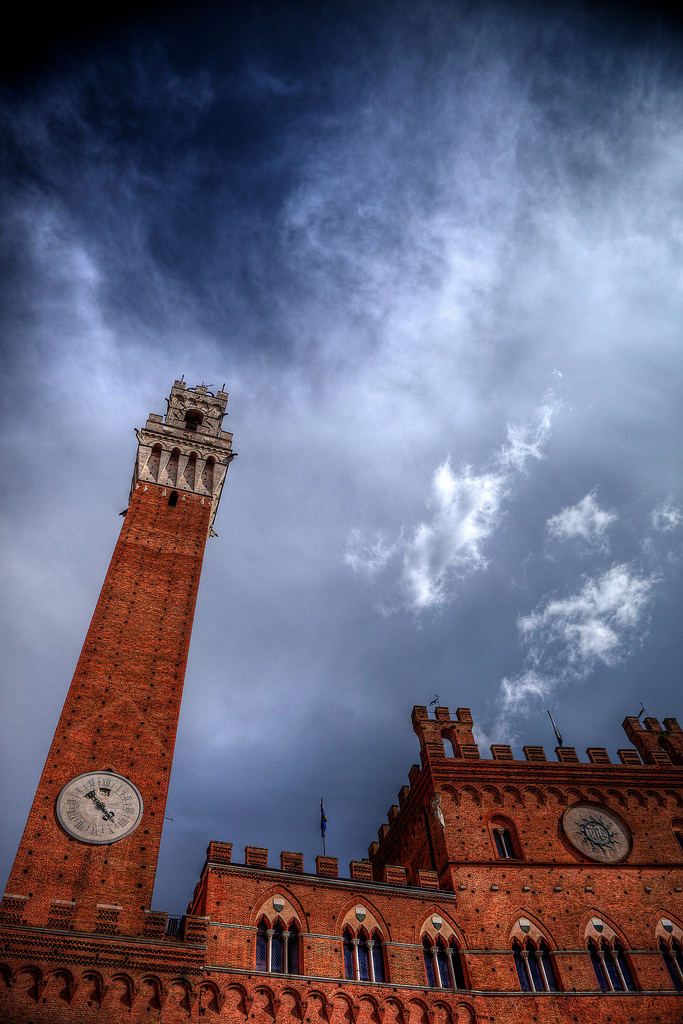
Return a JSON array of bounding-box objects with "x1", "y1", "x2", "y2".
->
[
  {"x1": 546, "y1": 489, "x2": 617, "y2": 547},
  {"x1": 345, "y1": 397, "x2": 558, "y2": 611},
  {"x1": 651, "y1": 497, "x2": 682, "y2": 532},
  {"x1": 500, "y1": 564, "x2": 659, "y2": 713}
]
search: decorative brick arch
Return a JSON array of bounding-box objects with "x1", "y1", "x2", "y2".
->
[
  {"x1": 418, "y1": 907, "x2": 466, "y2": 947},
  {"x1": 508, "y1": 909, "x2": 559, "y2": 950},
  {"x1": 581, "y1": 909, "x2": 632, "y2": 948},
  {"x1": 252, "y1": 887, "x2": 307, "y2": 930},
  {"x1": 339, "y1": 896, "x2": 389, "y2": 939}
]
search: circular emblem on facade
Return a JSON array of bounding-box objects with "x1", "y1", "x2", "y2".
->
[
  {"x1": 562, "y1": 804, "x2": 631, "y2": 864},
  {"x1": 56, "y1": 772, "x2": 143, "y2": 844}
]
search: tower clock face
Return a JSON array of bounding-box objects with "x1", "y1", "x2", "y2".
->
[{"x1": 56, "y1": 772, "x2": 143, "y2": 844}]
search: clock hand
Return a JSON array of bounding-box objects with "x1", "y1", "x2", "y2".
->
[{"x1": 85, "y1": 790, "x2": 115, "y2": 822}]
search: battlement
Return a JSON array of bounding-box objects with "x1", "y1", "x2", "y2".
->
[
  {"x1": 131, "y1": 379, "x2": 237, "y2": 532},
  {"x1": 369, "y1": 705, "x2": 683, "y2": 873}
]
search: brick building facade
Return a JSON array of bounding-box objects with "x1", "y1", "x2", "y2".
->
[{"x1": 2, "y1": 382, "x2": 683, "y2": 1022}]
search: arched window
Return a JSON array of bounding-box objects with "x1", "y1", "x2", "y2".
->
[
  {"x1": 256, "y1": 917, "x2": 300, "y2": 974},
  {"x1": 422, "y1": 937, "x2": 466, "y2": 990},
  {"x1": 588, "y1": 938, "x2": 636, "y2": 992},
  {"x1": 674, "y1": 829, "x2": 683, "y2": 855},
  {"x1": 343, "y1": 928, "x2": 355, "y2": 980},
  {"x1": 370, "y1": 931, "x2": 385, "y2": 983},
  {"x1": 343, "y1": 927, "x2": 386, "y2": 983},
  {"x1": 490, "y1": 816, "x2": 520, "y2": 859},
  {"x1": 168, "y1": 491, "x2": 179, "y2": 507},
  {"x1": 660, "y1": 938, "x2": 683, "y2": 991},
  {"x1": 512, "y1": 938, "x2": 558, "y2": 992},
  {"x1": 288, "y1": 922, "x2": 300, "y2": 975},
  {"x1": 494, "y1": 828, "x2": 515, "y2": 858},
  {"x1": 184, "y1": 410, "x2": 203, "y2": 431}
]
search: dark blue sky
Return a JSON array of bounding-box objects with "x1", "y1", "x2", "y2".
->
[{"x1": 2, "y1": 0, "x2": 683, "y2": 914}]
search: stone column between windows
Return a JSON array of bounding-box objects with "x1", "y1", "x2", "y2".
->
[
  {"x1": 668, "y1": 945, "x2": 683, "y2": 987},
  {"x1": 520, "y1": 950, "x2": 533, "y2": 990},
  {"x1": 283, "y1": 931, "x2": 290, "y2": 974},
  {"x1": 430, "y1": 947, "x2": 443, "y2": 988},
  {"x1": 366, "y1": 939, "x2": 376, "y2": 983},
  {"x1": 597, "y1": 950, "x2": 614, "y2": 991},
  {"x1": 610, "y1": 949, "x2": 627, "y2": 990},
  {"x1": 445, "y1": 946, "x2": 457, "y2": 989},
  {"x1": 534, "y1": 950, "x2": 550, "y2": 992},
  {"x1": 352, "y1": 938, "x2": 360, "y2": 981},
  {"x1": 266, "y1": 929, "x2": 274, "y2": 973}
]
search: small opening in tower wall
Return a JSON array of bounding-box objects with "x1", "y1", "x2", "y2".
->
[
  {"x1": 184, "y1": 409, "x2": 203, "y2": 431},
  {"x1": 168, "y1": 491, "x2": 179, "y2": 507}
]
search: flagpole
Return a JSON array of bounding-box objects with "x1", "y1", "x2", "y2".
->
[{"x1": 320, "y1": 798, "x2": 327, "y2": 857}]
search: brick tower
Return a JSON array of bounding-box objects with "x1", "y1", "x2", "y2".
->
[{"x1": 3, "y1": 380, "x2": 235, "y2": 937}]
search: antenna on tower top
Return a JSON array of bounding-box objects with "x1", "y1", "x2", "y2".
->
[
  {"x1": 430, "y1": 695, "x2": 440, "y2": 708},
  {"x1": 637, "y1": 703, "x2": 648, "y2": 720},
  {"x1": 547, "y1": 710, "x2": 563, "y2": 747}
]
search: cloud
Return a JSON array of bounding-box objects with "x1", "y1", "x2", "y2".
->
[
  {"x1": 501, "y1": 564, "x2": 659, "y2": 712},
  {"x1": 651, "y1": 498, "x2": 682, "y2": 532},
  {"x1": 346, "y1": 397, "x2": 558, "y2": 611},
  {"x1": 546, "y1": 489, "x2": 617, "y2": 547}
]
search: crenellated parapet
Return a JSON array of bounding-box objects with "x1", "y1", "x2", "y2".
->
[
  {"x1": 131, "y1": 380, "x2": 236, "y2": 533},
  {"x1": 369, "y1": 706, "x2": 683, "y2": 885}
]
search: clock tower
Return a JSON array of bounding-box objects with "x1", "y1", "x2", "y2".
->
[{"x1": 4, "y1": 380, "x2": 235, "y2": 936}]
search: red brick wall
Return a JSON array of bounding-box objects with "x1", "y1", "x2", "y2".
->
[{"x1": 4, "y1": 482, "x2": 211, "y2": 934}]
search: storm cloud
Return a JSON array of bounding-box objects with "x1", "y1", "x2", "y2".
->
[{"x1": 1, "y1": 1, "x2": 682, "y2": 913}]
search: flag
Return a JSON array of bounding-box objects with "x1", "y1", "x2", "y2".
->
[{"x1": 320, "y1": 798, "x2": 327, "y2": 838}]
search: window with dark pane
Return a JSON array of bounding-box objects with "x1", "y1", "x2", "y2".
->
[
  {"x1": 256, "y1": 920, "x2": 267, "y2": 971},
  {"x1": 372, "y1": 933, "x2": 385, "y2": 982},
  {"x1": 540, "y1": 941, "x2": 559, "y2": 991},
  {"x1": 661, "y1": 939, "x2": 683, "y2": 991},
  {"x1": 513, "y1": 940, "x2": 531, "y2": 991},
  {"x1": 423, "y1": 938, "x2": 437, "y2": 987},
  {"x1": 588, "y1": 940, "x2": 608, "y2": 991},
  {"x1": 357, "y1": 935, "x2": 371, "y2": 981},
  {"x1": 436, "y1": 944, "x2": 450, "y2": 988},
  {"x1": 270, "y1": 923, "x2": 284, "y2": 973},
  {"x1": 614, "y1": 941, "x2": 636, "y2": 991},
  {"x1": 343, "y1": 929, "x2": 355, "y2": 980},
  {"x1": 288, "y1": 923, "x2": 299, "y2": 975}
]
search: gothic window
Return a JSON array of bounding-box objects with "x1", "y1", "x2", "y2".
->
[
  {"x1": 588, "y1": 938, "x2": 637, "y2": 992},
  {"x1": 343, "y1": 927, "x2": 386, "y2": 983},
  {"x1": 422, "y1": 937, "x2": 466, "y2": 990},
  {"x1": 512, "y1": 938, "x2": 559, "y2": 992},
  {"x1": 674, "y1": 830, "x2": 683, "y2": 856},
  {"x1": 660, "y1": 938, "x2": 683, "y2": 991},
  {"x1": 256, "y1": 918, "x2": 300, "y2": 974},
  {"x1": 490, "y1": 816, "x2": 520, "y2": 859}
]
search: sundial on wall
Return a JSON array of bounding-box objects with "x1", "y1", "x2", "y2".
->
[{"x1": 562, "y1": 804, "x2": 631, "y2": 863}]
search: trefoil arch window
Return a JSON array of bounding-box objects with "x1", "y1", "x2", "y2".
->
[
  {"x1": 512, "y1": 938, "x2": 558, "y2": 992},
  {"x1": 660, "y1": 938, "x2": 683, "y2": 991},
  {"x1": 343, "y1": 928, "x2": 385, "y2": 983},
  {"x1": 422, "y1": 937, "x2": 466, "y2": 990},
  {"x1": 588, "y1": 938, "x2": 636, "y2": 992},
  {"x1": 256, "y1": 919, "x2": 300, "y2": 974}
]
